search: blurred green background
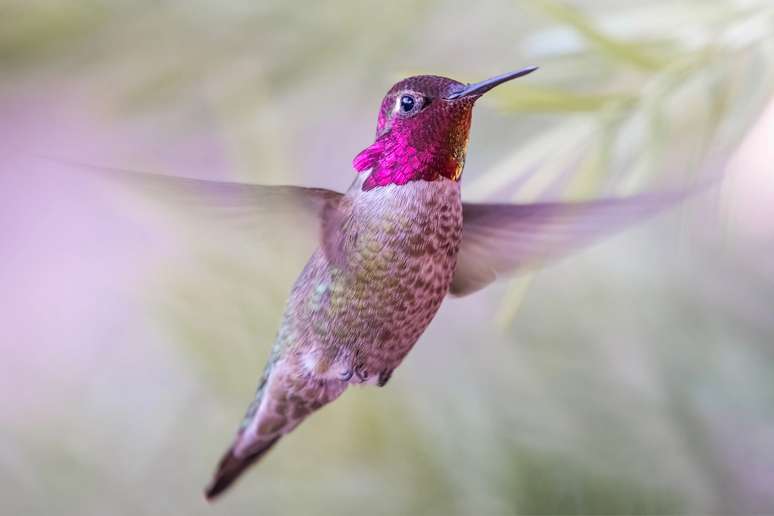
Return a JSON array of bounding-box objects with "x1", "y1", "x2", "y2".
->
[{"x1": 2, "y1": 1, "x2": 774, "y2": 514}]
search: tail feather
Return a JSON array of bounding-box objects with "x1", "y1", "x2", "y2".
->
[
  {"x1": 204, "y1": 359, "x2": 348, "y2": 500},
  {"x1": 204, "y1": 437, "x2": 280, "y2": 501}
]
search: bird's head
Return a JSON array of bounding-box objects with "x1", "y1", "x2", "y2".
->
[{"x1": 353, "y1": 67, "x2": 538, "y2": 191}]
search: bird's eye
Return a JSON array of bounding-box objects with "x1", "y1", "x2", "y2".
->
[
  {"x1": 400, "y1": 95, "x2": 416, "y2": 113},
  {"x1": 395, "y1": 93, "x2": 424, "y2": 118}
]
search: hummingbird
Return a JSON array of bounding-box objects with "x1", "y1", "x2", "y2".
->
[
  {"x1": 189, "y1": 66, "x2": 696, "y2": 500},
  {"x1": 72, "y1": 66, "x2": 692, "y2": 500}
]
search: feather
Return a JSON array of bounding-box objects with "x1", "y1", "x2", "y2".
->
[
  {"x1": 450, "y1": 189, "x2": 692, "y2": 296},
  {"x1": 49, "y1": 158, "x2": 348, "y2": 264}
]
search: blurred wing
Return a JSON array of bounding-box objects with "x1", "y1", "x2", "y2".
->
[
  {"x1": 450, "y1": 191, "x2": 688, "y2": 296},
  {"x1": 62, "y1": 160, "x2": 347, "y2": 262}
]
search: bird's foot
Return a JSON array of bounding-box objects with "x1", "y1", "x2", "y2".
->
[
  {"x1": 354, "y1": 364, "x2": 369, "y2": 382},
  {"x1": 377, "y1": 369, "x2": 393, "y2": 387}
]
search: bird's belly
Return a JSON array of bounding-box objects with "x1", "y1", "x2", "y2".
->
[{"x1": 282, "y1": 180, "x2": 462, "y2": 384}]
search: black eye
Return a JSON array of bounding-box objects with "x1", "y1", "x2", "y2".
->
[{"x1": 400, "y1": 95, "x2": 416, "y2": 113}]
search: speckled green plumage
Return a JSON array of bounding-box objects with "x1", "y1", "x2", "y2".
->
[{"x1": 243, "y1": 176, "x2": 461, "y2": 438}]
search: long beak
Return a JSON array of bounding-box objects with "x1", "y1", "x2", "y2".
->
[{"x1": 444, "y1": 66, "x2": 539, "y2": 100}]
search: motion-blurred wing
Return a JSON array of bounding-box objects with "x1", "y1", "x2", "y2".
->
[
  {"x1": 64, "y1": 160, "x2": 347, "y2": 262},
  {"x1": 450, "y1": 191, "x2": 687, "y2": 296}
]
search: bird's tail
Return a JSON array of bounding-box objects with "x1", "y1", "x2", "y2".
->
[
  {"x1": 204, "y1": 436, "x2": 280, "y2": 501},
  {"x1": 204, "y1": 362, "x2": 349, "y2": 501}
]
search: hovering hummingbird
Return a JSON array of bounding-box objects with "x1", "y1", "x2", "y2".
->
[
  {"x1": 72, "y1": 66, "x2": 692, "y2": 499},
  {"x1": 188, "y1": 66, "x2": 698, "y2": 499}
]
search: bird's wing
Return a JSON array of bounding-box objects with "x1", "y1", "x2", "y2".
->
[
  {"x1": 450, "y1": 190, "x2": 689, "y2": 297},
  {"x1": 59, "y1": 160, "x2": 348, "y2": 264}
]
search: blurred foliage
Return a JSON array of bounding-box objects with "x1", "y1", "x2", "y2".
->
[{"x1": 2, "y1": 0, "x2": 774, "y2": 515}]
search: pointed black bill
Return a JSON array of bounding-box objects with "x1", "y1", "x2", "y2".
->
[{"x1": 445, "y1": 66, "x2": 539, "y2": 100}]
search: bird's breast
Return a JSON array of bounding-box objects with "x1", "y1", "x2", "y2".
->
[{"x1": 284, "y1": 178, "x2": 463, "y2": 381}]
